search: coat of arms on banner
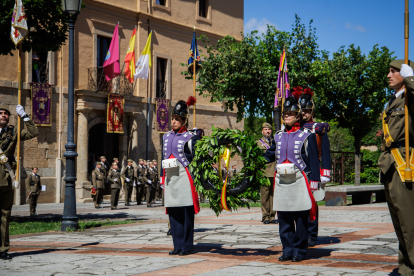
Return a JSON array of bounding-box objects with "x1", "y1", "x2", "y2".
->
[
  {"x1": 156, "y1": 98, "x2": 169, "y2": 133},
  {"x1": 107, "y1": 94, "x2": 124, "y2": 133},
  {"x1": 31, "y1": 83, "x2": 52, "y2": 126}
]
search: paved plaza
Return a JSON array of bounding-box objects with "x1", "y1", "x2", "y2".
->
[{"x1": 1, "y1": 201, "x2": 400, "y2": 275}]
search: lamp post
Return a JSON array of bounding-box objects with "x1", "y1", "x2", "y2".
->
[{"x1": 61, "y1": 0, "x2": 82, "y2": 232}]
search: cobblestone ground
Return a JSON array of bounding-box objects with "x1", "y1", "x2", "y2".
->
[{"x1": 1, "y1": 201, "x2": 400, "y2": 275}]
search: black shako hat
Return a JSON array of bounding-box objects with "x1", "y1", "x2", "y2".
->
[
  {"x1": 299, "y1": 87, "x2": 314, "y2": 110},
  {"x1": 283, "y1": 86, "x2": 302, "y2": 113},
  {"x1": 172, "y1": 96, "x2": 196, "y2": 118}
]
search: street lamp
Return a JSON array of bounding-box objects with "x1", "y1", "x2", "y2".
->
[{"x1": 61, "y1": 0, "x2": 82, "y2": 232}]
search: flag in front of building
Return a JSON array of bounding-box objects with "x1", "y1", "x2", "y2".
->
[
  {"x1": 187, "y1": 30, "x2": 202, "y2": 76},
  {"x1": 103, "y1": 24, "x2": 120, "y2": 81},
  {"x1": 134, "y1": 32, "x2": 152, "y2": 80},
  {"x1": 10, "y1": 0, "x2": 28, "y2": 45},
  {"x1": 124, "y1": 28, "x2": 136, "y2": 83}
]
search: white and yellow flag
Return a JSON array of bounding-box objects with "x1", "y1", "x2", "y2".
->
[
  {"x1": 10, "y1": 0, "x2": 28, "y2": 45},
  {"x1": 134, "y1": 32, "x2": 152, "y2": 80}
]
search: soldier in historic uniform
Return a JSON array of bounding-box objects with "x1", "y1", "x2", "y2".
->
[
  {"x1": 0, "y1": 105, "x2": 39, "y2": 260},
  {"x1": 258, "y1": 122, "x2": 278, "y2": 224},
  {"x1": 121, "y1": 159, "x2": 135, "y2": 206},
  {"x1": 379, "y1": 61, "x2": 414, "y2": 275},
  {"x1": 26, "y1": 167, "x2": 42, "y2": 216},
  {"x1": 108, "y1": 162, "x2": 121, "y2": 210},
  {"x1": 299, "y1": 88, "x2": 331, "y2": 247},
  {"x1": 264, "y1": 91, "x2": 320, "y2": 262},
  {"x1": 160, "y1": 97, "x2": 200, "y2": 256},
  {"x1": 92, "y1": 162, "x2": 105, "y2": 208},
  {"x1": 135, "y1": 158, "x2": 146, "y2": 205}
]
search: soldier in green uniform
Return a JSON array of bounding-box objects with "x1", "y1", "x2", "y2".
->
[
  {"x1": 145, "y1": 162, "x2": 158, "y2": 207},
  {"x1": 26, "y1": 167, "x2": 42, "y2": 216},
  {"x1": 379, "y1": 60, "x2": 414, "y2": 276},
  {"x1": 153, "y1": 159, "x2": 161, "y2": 201},
  {"x1": 121, "y1": 159, "x2": 135, "y2": 206},
  {"x1": 107, "y1": 162, "x2": 121, "y2": 210},
  {"x1": 0, "y1": 105, "x2": 39, "y2": 260},
  {"x1": 135, "y1": 159, "x2": 146, "y2": 205},
  {"x1": 92, "y1": 162, "x2": 105, "y2": 208},
  {"x1": 257, "y1": 122, "x2": 277, "y2": 224}
]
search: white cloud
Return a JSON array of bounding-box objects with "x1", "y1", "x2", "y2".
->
[
  {"x1": 346, "y1": 22, "x2": 366, "y2": 32},
  {"x1": 244, "y1": 18, "x2": 277, "y2": 35}
]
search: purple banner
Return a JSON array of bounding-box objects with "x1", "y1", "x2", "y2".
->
[
  {"x1": 31, "y1": 83, "x2": 52, "y2": 126},
  {"x1": 156, "y1": 98, "x2": 169, "y2": 133}
]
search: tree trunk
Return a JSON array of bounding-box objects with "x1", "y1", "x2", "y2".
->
[{"x1": 354, "y1": 136, "x2": 362, "y2": 186}]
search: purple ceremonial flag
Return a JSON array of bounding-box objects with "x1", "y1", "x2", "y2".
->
[
  {"x1": 31, "y1": 83, "x2": 52, "y2": 126},
  {"x1": 156, "y1": 98, "x2": 169, "y2": 133},
  {"x1": 274, "y1": 50, "x2": 291, "y2": 107}
]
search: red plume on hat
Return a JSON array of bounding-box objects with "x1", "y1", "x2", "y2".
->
[
  {"x1": 186, "y1": 96, "x2": 196, "y2": 107},
  {"x1": 303, "y1": 87, "x2": 314, "y2": 97},
  {"x1": 292, "y1": 86, "x2": 303, "y2": 100}
]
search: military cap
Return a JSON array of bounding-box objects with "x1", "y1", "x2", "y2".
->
[
  {"x1": 113, "y1": 157, "x2": 118, "y2": 161},
  {"x1": 262, "y1": 122, "x2": 273, "y2": 130},
  {"x1": 152, "y1": 159, "x2": 157, "y2": 163},
  {"x1": 149, "y1": 162, "x2": 154, "y2": 165},
  {"x1": 139, "y1": 158, "x2": 144, "y2": 161},
  {"x1": 112, "y1": 162, "x2": 117, "y2": 166},
  {"x1": 390, "y1": 59, "x2": 414, "y2": 70},
  {"x1": 96, "y1": 162, "x2": 102, "y2": 166},
  {"x1": 127, "y1": 159, "x2": 133, "y2": 163},
  {"x1": 0, "y1": 106, "x2": 11, "y2": 115},
  {"x1": 100, "y1": 156, "x2": 106, "y2": 159}
]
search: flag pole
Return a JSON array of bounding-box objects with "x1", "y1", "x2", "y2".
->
[
  {"x1": 404, "y1": 0, "x2": 412, "y2": 182},
  {"x1": 193, "y1": 26, "x2": 197, "y2": 129},
  {"x1": 16, "y1": 43, "x2": 22, "y2": 185}
]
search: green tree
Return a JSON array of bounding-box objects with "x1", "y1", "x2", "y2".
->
[
  {"x1": 1, "y1": 0, "x2": 73, "y2": 56},
  {"x1": 316, "y1": 44, "x2": 393, "y2": 185},
  {"x1": 183, "y1": 15, "x2": 327, "y2": 128}
]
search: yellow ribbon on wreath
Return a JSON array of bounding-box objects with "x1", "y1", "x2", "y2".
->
[{"x1": 219, "y1": 147, "x2": 231, "y2": 212}]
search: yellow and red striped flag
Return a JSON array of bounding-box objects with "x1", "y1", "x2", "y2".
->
[{"x1": 124, "y1": 27, "x2": 136, "y2": 83}]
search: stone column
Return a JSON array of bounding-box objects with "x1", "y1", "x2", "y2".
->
[
  {"x1": 75, "y1": 109, "x2": 89, "y2": 200},
  {"x1": 129, "y1": 113, "x2": 140, "y2": 162}
]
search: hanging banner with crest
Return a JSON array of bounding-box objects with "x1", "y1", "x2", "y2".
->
[
  {"x1": 31, "y1": 83, "x2": 52, "y2": 126},
  {"x1": 107, "y1": 94, "x2": 124, "y2": 133},
  {"x1": 155, "y1": 97, "x2": 169, "y2": 133}
]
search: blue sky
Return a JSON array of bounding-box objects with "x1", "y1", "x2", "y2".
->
[{"x1": 244, "y1": 0, "x2": 413, "y2": 60}]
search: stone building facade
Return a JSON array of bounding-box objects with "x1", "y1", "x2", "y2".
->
[{"x1": 0, "y1": 0, "x2": 244, "y2": 204}]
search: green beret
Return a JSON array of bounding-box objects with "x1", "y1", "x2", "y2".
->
[
  {"x1": 127, "y1": 159, "x2": 133, "y2": 163},
  {"x1": 139, "y1": 158, "x2": 144, "y2": 161},
  {"x1": 152, "y1": 159, "x2": 157, "y2": 163},
  {"x1": 390, "y1": 59, "x2": 414, "y2": 70},
  {"x1": 96, "y1": 162, "x2": 102, "y2": 166},
  {"x1": 112, "y1": 162, "x2": 117, "y2": 166},
  {"x1": 262, "y1": 122, "x2": 273, "y2": 129},
  {"x1": 100, "y1": 156, "x2": 106, "y2": 159},
  {"x1": 0, "y1": 106, "x2": 11, "y2": 115},
  {"x1": 113, "y1": 157, "x2": 118, "y2": 161},
  {"x1": 149, "y1": 162, "x2": 154, "y2": 165}
]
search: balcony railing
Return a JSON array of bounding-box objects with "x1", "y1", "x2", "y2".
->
[{"x1": 88, "y1": 67, "x2": 134, "y2": 96}]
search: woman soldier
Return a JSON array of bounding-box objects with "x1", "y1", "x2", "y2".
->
[
  {"x1": 160, "y1": 96, "x2": 200, "y2": 256},
  {"x1": 264, "y1": 88, "x2": 320, "y2": 262}
]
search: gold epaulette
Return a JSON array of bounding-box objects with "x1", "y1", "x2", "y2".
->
[{"x1": 382, "y1": 112, "x2": 414, "y2": 182}]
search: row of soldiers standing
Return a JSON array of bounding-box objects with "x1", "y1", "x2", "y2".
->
[{"x1": 91, "y1": 156, "x2": 160, "y2": 210}]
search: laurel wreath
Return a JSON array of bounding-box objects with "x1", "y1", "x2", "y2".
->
[{"x1": 189, "y1": 126, "x2": 270, "y2": 216}]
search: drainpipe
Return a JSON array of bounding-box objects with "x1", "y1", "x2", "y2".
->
[{"x1": 55, "y1": 47, "x2": 63, "y2": 203}]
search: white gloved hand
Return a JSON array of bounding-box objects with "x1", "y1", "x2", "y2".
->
[
  {"x1": 160, "y1": 184, "x2": 164, "y2": 189},
  {"x1": 147, "y1": 180, "x2": 152, "y2": 184},
  {"x1": 400, "y1": 64, "x2": 414, "y2": 78},
  {"x1": 320, "y1": 176, "x2": 330, "y2": 184},
  {"x1": 125, "y1": 178, "x2": 130, "y2": 182},
  {"x1": 16, "y1": 105, "x2": 29, "y2": 121},
  {"x1": 133, "y1": 181, "x2": 136, "y2": 187},
  {"x1": 114, "y1": 178, "x2": 118, "y2": 182}
]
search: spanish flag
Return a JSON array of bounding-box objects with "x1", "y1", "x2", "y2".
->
[{"x1": 124, "y1": 28, "x2": 136, "y2": 83}]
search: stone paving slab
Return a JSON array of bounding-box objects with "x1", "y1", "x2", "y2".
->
[{"x1": 1, "y1": 202, "x2": 403, "y2": 275}]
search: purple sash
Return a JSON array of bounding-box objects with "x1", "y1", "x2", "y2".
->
[{"x1": 259, "y1": 138, "x2": 271, "y2": 149}]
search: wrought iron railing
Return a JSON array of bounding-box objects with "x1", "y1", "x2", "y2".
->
[
  {"x1": 87, "y1": 67, "x2": 134, "y2": 96},
  {"x1": 32, "y1": 61, "x2": 49, "y2": 84},
  {"x1": 157, "y1": 80, "x2": 167, "y2": 98}
]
